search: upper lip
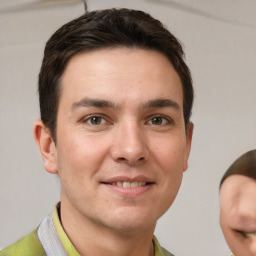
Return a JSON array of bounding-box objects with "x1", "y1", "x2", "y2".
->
[{"x1": 102, "y1": 175, "x2": 155, "y2": 184}]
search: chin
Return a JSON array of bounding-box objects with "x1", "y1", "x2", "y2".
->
[
  {"x1": 105, "y1": 209, "x2": 157, "y2": 233},
  {"x1": 108, "y1": 220, "x2": 155, "y2": 233}
]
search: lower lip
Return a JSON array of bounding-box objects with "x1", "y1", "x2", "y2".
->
[{"x1": 102, "y1": 184, "x2": 153, "y2": 197}]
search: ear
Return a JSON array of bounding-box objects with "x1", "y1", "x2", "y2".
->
[
  {"x1": 183, "y1": 122, "x2": 194, "y2": 172},
  {"x1": 33, "y1": 120, "x2": 58, "y2": 174}
]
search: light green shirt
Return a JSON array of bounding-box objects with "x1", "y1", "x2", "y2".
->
[{"x1": 0, "y1": 204, "x2": 174, "y2": 256}]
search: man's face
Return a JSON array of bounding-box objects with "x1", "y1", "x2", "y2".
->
[
  {"x1": 50, "y1": 48, "x2": 192, "y2": 233},
  {"x1": 220, "y1": 175, "x2": 256, "y2": 256}
]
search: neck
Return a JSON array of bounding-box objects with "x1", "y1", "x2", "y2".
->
[{"x1": 60, "y1": 200, "x2": 155, "y2": 256}]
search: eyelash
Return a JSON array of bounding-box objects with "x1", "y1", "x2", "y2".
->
[
  {"x1": 147, "y1": 115, "x2": 174, "y2": 126},
  {"x1": 82, "y1": 114, "x2": 110, "y2": 126},
  {"x1": 81, "y1": 114, "x2": 173, "y2": 126}
]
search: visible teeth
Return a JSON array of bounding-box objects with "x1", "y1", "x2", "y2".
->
[
  {"x1": 123, "y1": 182, "x2": 131, "y2": 188},
  {"x1": 111, "y1": 181, "x2": 147, "y2": 188},
  {"x1": 131, "y1": 181, "x2": 139, "y2": 188},
  {"x1": 117, "y1": 181, "x2": 123, "y2": 187},
  {"x1": 246, "y1": 233, "x2": 256, "y2": 238}
]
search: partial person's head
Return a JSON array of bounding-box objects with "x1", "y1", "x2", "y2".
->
[
  {"x1": 34, "y1": 8, "x2": 194, "y2": 233},
  {"x1": 220, "y1": 150, "x2": 256, "y2": 256}
]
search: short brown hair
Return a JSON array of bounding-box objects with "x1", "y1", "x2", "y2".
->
[
  {"x1": 38, "y1": 8, "x2": 194, "y2": 142},
  {"x1": 220, "y1": 150, "x2": 256, "y2": 188}
]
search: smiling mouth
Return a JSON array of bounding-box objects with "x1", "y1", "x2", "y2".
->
[{"x1": 102, "y1": 181, "x2": 154, "y2": 188}]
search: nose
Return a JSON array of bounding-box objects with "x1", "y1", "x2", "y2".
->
[{"x1": 110, "y1": 121, "x2": 149, "y2": 165}]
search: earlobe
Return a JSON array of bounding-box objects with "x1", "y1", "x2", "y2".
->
[
  {"x1": 33, "y1": 120, "x2": 58, "y2": 174},
  {"x1": 183, "y1": 122, "x2": 194, "y2": 172}
]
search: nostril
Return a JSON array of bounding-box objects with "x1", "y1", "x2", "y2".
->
[
  {"x1": 116, "y1": 156, "x2": 145, "y2": 164},
  {"x1": 118, "y1": 157, "x2": 127, "y2": 161}
]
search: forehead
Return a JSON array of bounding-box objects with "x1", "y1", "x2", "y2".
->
[
  {"x1": 221, "y1": 175, "x2": 256, "y2": 191},
  {"x1": 220, "y1": 175, "x2": 254, "y2": 199},
  {"x1": 220, "y1": 175, "x2": 256, "y2": 215},
  {"x1": 60, "y1": 48, "x2": 183, "y2": 108}
]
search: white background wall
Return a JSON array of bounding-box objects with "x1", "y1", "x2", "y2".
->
[{"x1": 0, "y1": 0, "x2": 256, "y2": 255}]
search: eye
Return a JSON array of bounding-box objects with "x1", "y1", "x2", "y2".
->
[
  {"x1": 147, "y1": 115, "x2": 172, "y2": 126},
  {"x1": 84, "y1": 115, "x2": 107, "y2": 126}
]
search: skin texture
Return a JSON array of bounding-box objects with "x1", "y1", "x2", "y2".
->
[
  {"x1": 220, "y1": 175, "x2": 256, "y2": 256},
  {"x1": 34, "y1": 48, "x2": 193, "y2": 256}
]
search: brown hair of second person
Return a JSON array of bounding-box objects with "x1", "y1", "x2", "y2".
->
[
  {"x1": 38, "y1": 8, "x2": 194, "y2": 142},
  {"x1": 220, "y1": 149, "x2": 256, "y2": 188}
]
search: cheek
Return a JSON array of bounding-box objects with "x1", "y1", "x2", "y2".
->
[
  {"x1": 56, "y1": 134, "x2": 110, "y2": 179},
  {"x1": 220, "y1": 219, "x2": 248, "y2": 256},
  {"x1": 152, "y1": 135, "x2": 187, "y2": 172},
  {"x1": 227, "y1": 235, "x2": 248, "y2": 256},
  {"x1": 249, "y1": 239, "x2": 256, "y2": 254},
  {"x1": 220, "y1": 209, "x2": 234, "y2": 243},
  {"x1": 152, "y1": 137, "x2": 186, "y2": 198}
]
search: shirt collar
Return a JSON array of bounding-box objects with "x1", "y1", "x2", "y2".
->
[
  {"x1": 52, "y1": 203, "x2": 171, "y2": 256},
  {"x1": 52, "y1": 203, "x2": 80, "y2": 256}
]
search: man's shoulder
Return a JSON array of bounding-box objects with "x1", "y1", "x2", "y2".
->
[
  {"x1": 0, "y1": 228, "x2": 46, "y2": 256},
  {"x1": 159, "y1": 246, "x2": 175, "y2": 256},
  {"x1": 153, "y1": 236, "x2": 174, "y2": 256}
]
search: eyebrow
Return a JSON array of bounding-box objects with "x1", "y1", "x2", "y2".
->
[
  {"x1": 71, "y1": 98, "x2": 117, "y2": 111},
  {"x1": 71, "y1": 97, "x2": 181, "y2": 112},
  {"x1": 145, "y1": 99, "x2": 181, "y2": 111}
]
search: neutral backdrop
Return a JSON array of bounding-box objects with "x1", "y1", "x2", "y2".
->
[{"x1": 0, "y1": 0, "x2": 256, "y2": 255}]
